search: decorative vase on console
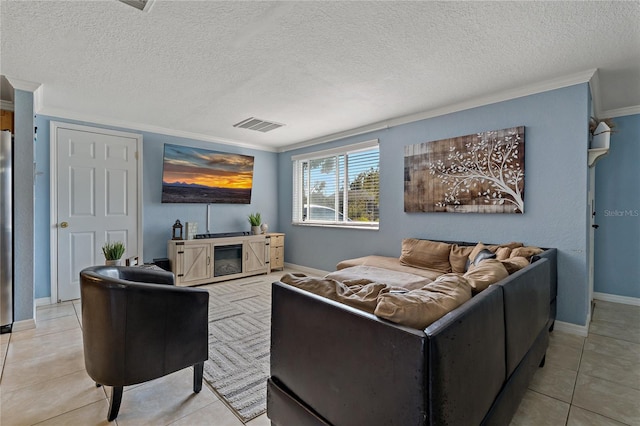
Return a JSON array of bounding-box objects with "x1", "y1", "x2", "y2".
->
[{"x1": 260, "y1": 223, "x2": 269, "y2": 234}]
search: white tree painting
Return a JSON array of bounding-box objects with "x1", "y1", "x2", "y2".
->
[{"x1": 404, "y1": 126, "x2": 525, "y2": 213}]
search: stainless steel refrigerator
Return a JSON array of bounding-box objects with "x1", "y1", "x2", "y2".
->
[{"x1": 1, "y1": 130, "x2": 12, "y2": 332}]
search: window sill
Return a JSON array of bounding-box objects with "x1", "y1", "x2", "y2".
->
[{"x1": 292, "y1": 222, "x2": 379, "y2": 231}]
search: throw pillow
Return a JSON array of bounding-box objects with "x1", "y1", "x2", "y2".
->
[
  {"x1": 463, "y1": 259, "x2": 509, "y2": 293},
  {"x1": 374, "y1": 273, "x2": 472, "y2": 329},
  {"x1": 492, "y1": 241, "x2": 524, "y2": 250},
  {"x1": 495, "y1": 247, "x2": 512, "y2": 260},
  {"x1": 399, "y1": 238, "x2": 452, "y2": 273},
  {"x1": 449, "y1": 244, "x2": 474, "y2": 273},
  {"x1": 499, "y1": 256, "x2": 530, "y2": 275},
  {"x1": 510, "y1": 246, "x2": 544, "y2": 259}
]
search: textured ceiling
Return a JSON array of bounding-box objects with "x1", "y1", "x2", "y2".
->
[{"x1": 1, "y1": 1, "x2": 639, "y2": 150}]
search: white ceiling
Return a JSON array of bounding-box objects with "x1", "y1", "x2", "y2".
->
[{"x1": 1, "y1": 1, "x2": 639, "y2": 151}]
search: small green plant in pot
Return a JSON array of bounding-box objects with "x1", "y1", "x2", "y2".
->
[
  {"x1": 248, "y1": 212, "x2": 261, "y2": 235},
  {"x1": 102, "y1": 241, "x2": 126, "y2": 266}
]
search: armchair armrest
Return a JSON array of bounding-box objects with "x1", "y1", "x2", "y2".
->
[{"x1": 118, "y1": 266, "x2": 175, "y2": 285}]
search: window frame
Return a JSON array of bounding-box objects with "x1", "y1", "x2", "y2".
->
[{"x1": 292, "y1": 139, "x2": 379, "y2": 230}]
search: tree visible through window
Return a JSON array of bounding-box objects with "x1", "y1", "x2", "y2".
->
[{"x1": 292, "y1": 140, "x2": 379, "y2": 228}]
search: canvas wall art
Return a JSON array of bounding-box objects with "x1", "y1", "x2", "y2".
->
[
  {"x1": 404, "y1": 126, "x2": 525, "y2": 213},
  {"x1": 161, "y1": 144, "x2": 254, "y2": 204}
]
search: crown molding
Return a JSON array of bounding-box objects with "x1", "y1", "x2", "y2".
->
[
  {"x1": 589, "y1": 69, "x2": 602, "y2": 117},
  {"x1": 281, "y1": 124, "x2": 389, "y2": 153},
  {"x1": 5, "y1": 77, "x2": 41, "y2": 93},
  {"x1": 280, "y1": 69, "x2": 598, "y2": 152},
  {"x1": 599, "y1": 105, "x2": 640, "y2": 119},
  {"x1": 33, "y1": 85, "x2": 44, "y2": 113},
  {"x1": 37, "y1": 107, "x2": 279, "y2": 153},
  {"x1": 31, "y1": 69, "x2": 606, "y2": 154}
]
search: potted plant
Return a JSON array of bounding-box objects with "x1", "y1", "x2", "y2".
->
[
  {"x1": 102, "y1": 241, "x2": 126, "y2": 266},
  {"x1": 248, "y1": 212, "x2": 262, "y2": 235}
]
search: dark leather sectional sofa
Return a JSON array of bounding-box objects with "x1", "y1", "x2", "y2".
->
[{"x1": 267, "y1": 244, "x2": 557, "y2": 426}]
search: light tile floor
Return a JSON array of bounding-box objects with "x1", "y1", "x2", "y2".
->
[{"x1": 1, "y1": 277, "x2": 638, "y2": 425}]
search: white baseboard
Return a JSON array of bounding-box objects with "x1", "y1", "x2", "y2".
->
[
  {"x1": 553, "y1": 320, "x2": 589, "y2": 337},
  {"x1": 11, "y1": 318, "x2": 36, "y2": 332},
  {"x1": 284, "y1": 263, "x2": 331, "y2": 277},
  {"x1": 35, "y1": 297, "x2": 52, "y2": 307},
  {"x1": 593, "y1": 292, "x2": 640, "y2": 307}
]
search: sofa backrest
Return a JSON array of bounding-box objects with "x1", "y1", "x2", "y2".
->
[
  {"x1": 271, "y1": 281, "x2": 429, "y2": 426},
  {"x1": 425, "y1": 284, "x2": 506, "y2": 426},
  {"x1": 494, "y1": 257, "x2": 550, "y2": 376},
  {"x1": 533, "y1": 248, "x2": 558, "y2": 329}
]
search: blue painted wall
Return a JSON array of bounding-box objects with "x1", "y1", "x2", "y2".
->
[
  {"x1": 278, "y1": 84, "x2": 591, "y2": 326},
  {"x1": 30, "y1": 84, "x2": 598, "y2": 326},
  {"x1": 594, "y1": 114, "x2": 640, "y2": 298},
  {"x1": 33, "y1": 116, "x2": 278, "y2": 300}
]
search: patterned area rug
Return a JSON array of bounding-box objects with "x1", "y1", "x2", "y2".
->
[{"x1": 202, "y1": 276, "x2": 273, "y2": 423}]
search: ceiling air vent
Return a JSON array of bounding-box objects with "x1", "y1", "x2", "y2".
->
[
  {"x1": 233, "y1": 117, "x2": 285, "y2": 133},
  {"x1": 118, "y1": 0, "x2": 155, "y2": 12}
]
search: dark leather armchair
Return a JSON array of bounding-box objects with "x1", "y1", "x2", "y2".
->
[{"x1": 79, "y1": 265, "x2": 209, "y2": 421}]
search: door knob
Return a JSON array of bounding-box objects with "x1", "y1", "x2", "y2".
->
[{"x1": 60, "y1": 222, "x2": 69, "y2": 228}]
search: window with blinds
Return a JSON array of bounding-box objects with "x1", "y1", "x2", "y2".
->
[{"x1": 292, "y1": 139, "x2": 379, "y2": 229}]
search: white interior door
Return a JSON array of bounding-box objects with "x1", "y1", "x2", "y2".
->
[{"x1": 53, "y1": 123, "x2": 142, "y2": 301}]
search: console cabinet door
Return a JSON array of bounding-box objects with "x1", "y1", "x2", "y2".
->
[
  {"x1": 244, "y1": 239, "x2": 267, "y2": 274},
  {"x1": 177, "y1": 242, "x2": 211, "y2": 286}
]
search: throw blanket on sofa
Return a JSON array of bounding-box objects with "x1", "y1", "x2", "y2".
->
[
  {"x1": 325, "y1": 265, "x2": 434, "y2": 290},
  {"x1": 280, "y1": 270, "x2": 472, "y2": 329}
]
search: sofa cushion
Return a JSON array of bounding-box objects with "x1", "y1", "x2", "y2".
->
[
  {"x1": 280, "y1": 273, "x2": 391, "y2": 314},
  {"x1": 463, "y1": 259, "x2": 509, "y2": 293},
  {"x1": 499, "y1": 256, "x2": 530, "y2": 275},
  {"x1": 399, "y1": 238, "x2": 452, "y2": 273},
  {"x1": 374, "y1": 273, "x2": 472, "y2": 329},
  {"x1": 450, "y1": 244, "x2": 474, "y2": 273}
]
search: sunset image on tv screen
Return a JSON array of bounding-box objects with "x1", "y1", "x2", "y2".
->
[{"x1": 161, "y1": 144, "x2": 254, "y2": 204}]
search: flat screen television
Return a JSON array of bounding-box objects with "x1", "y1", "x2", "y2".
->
[{"x1": 161, "y1": 143, "x2": 254, "y2": 204}]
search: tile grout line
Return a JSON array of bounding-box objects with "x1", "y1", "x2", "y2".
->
[
  {"x1": 566, "y1": 302, "x2": 636, "y2": 426},
  {"x1": 0, "y1": 333, "x2": 10, "y2": 382},
  {"x1": 562, "y1": 330, "x2": 587, "y2": 426}
]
